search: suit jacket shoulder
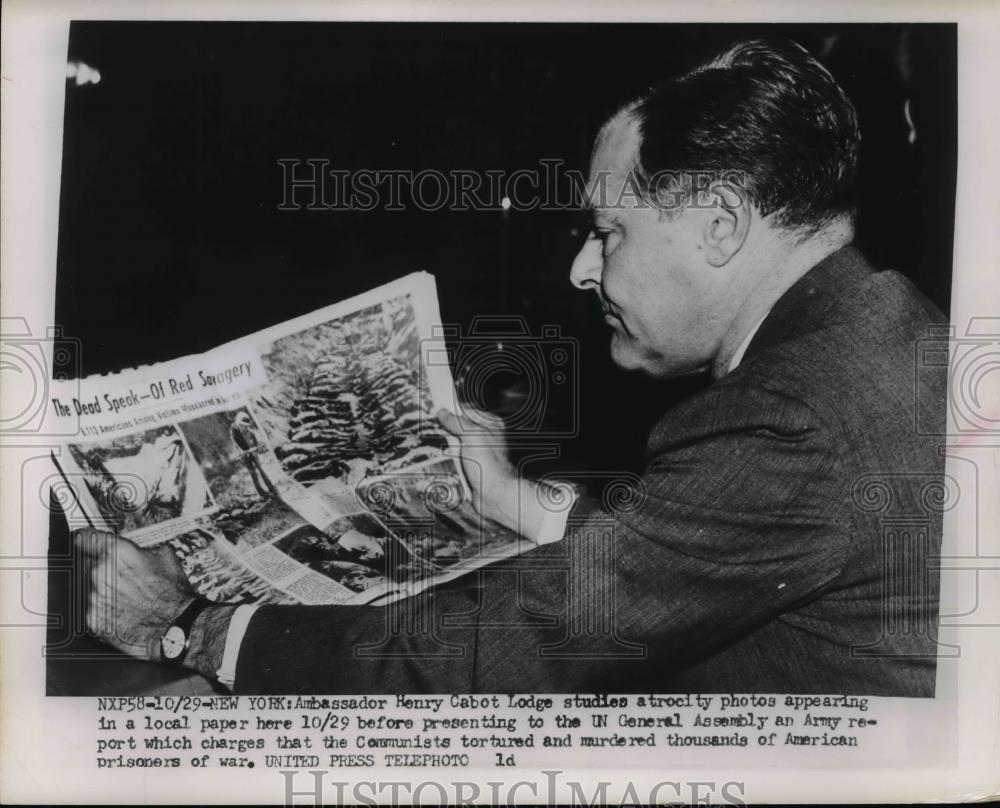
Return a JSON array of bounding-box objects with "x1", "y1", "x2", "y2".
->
[{"x1": 634, "y1": 245, "x2": 948, "y2": 695}]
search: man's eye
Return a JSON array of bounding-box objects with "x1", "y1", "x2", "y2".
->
[{"x1": 591, "y1": 229, "x2": 617, "y2": 255}]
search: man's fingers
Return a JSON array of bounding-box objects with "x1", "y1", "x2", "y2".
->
[
  {"x1": 73, "y1": 527, "x2": 115, "y2": 559},
  {"x1": 437, "y1": 407, "x2": 504, "y2": 436},
  {"x1": 436, "y1": 408, "x2": 461, "y2": 436},
  {"x1": 461, "y1": 405, "x2": 505, "y2": 430}
]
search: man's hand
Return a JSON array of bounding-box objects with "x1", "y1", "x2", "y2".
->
[
  {"x1": 437, "y1": 407, "x2": 555, "y2": 542},
  {"x1": 73, "y1": 529, "x2": 233, "y2": 675},
  {"x1": 437, "y1": 406, "x2": 519, "y2": 522}
]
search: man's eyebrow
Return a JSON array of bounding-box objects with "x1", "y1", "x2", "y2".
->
[{"x1": 590, "y1": 207, "x2": 617, "y2": 226}]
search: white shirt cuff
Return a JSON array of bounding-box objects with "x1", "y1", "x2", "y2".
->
[
  {"x1": 216, "y1": 603, "x2": 261, "y2": 690},
  {"x1": 535, "y1": 481, "x2": 578, "y2": 545}
]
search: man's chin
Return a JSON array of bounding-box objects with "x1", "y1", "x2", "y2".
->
[
  {"x1": 609, "y1": 333, "x2": 652, "y2": 374},
  {"x1": 608, "y1": 334, "x2": 703, "y2": 378}
]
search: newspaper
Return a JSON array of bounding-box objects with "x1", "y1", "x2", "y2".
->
[
  {"x1": 50, "y1": 272, "x2": 528, "y2": 606},
  {"x1": 3, "y1": 6, "x2": 998, "y2": 807}
]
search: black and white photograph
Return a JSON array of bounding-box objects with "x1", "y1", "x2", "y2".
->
[
  {"x1": 67, "y1": 425, "x2": 215, "y2": 534},
  {"x1": 2, "y1": 2, "x2": 998, "y2": 803},
  {"x1": 356, "y1": 456, "x2": 523, "y2": 570},
  {"x1": 175, "y1": 405, "x2": 310, "y2": 548},
  {"x1": 251, "y1": 292, "x2": 450, "y2": 493},
  {"x1": 178, "y1": 407, "x2": 284, "y2": 507},
  {"x1": 166, "y1": 527, "x2": 295, "y2": 605},
  {"x1": 47, "y1": 18, "x2": 959, "y2": 698},
  {"x1": 199, "y1": 492, "x2": 311, "y2": 551},
  {"x1": 271, "y1": 515, "x2": 410, "y2": 594}
]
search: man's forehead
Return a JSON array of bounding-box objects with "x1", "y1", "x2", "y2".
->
[{"x1": 586, "y1": 112, "x2": 642, "y2": 210}]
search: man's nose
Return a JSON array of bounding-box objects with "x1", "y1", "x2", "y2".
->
[{"x1": 570, "y1": 236, "x2": 603, "y2": 291}]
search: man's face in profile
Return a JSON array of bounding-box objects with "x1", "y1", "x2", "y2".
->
[{"x1": 570, "y1": 114, "x2": 734, "y2": 378}]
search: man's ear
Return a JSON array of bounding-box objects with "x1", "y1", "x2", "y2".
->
[{"x1": 701, "y1": 181, "x2": 750, "y2": 267}]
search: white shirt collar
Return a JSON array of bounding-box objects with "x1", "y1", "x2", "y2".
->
[{"x1": 726, "y1": 312, "x2": 771, "y2": 374}]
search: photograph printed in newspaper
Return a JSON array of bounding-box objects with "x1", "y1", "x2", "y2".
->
[{"x1": 50, "y1": 272, "x2": 529, "y2": 607}]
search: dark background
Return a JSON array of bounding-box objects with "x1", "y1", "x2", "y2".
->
[
  {"x1": 56, "y1": 21, "x2": 957, "y2": 475},
  {"x1": 49, "y1": 21, "x2": 957, "y2": 694}
]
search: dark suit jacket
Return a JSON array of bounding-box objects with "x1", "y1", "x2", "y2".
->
[{"x1": 235, "y1": 245, "x2": 948, "y2": 696}]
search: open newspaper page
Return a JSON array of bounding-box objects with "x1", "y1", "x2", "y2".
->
[{"x1": 50, "y1": 272, "x2": 531, "y2": 607}]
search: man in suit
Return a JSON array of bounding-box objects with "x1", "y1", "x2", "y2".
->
[{"x1": 76, "y1": 38, "x2": 947, "y2": 695}]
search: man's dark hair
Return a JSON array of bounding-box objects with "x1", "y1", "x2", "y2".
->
[{"x1": 628, "y1": 38, "x2": 861, "y2": 235}]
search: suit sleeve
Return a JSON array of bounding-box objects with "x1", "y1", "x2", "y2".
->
[{"x1": 234, "y1": 383, "x2": 851, "y2": 694}]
